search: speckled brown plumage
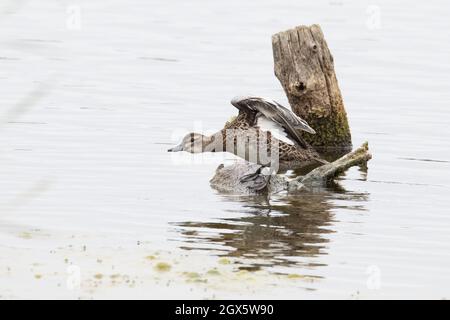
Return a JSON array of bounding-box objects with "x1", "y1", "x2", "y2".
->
[{"x1": 216, "y1": 111, "x2": 324, "y2": 171}]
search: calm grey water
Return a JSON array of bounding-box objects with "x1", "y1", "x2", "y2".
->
[{"x1": 1, "y1": 0, "x2": 450, "y2": 299}]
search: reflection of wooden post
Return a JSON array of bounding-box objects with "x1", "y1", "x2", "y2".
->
[{"x1": 272, "y1": 24, "x2": 352, "y2": 151}]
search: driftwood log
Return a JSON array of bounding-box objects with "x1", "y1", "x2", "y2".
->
[
  {"x1": 272, "y1": 24, "x2": 352, "y2": 151},
  {"x1": 210, "y1": 143, "x2": 371, "y2": 195}
]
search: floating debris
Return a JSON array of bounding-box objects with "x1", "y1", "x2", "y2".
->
[
  {"x1": 218, "y1": 258, "x2": 231, "y2": 265},
  {"x1": 206, "y1": 269, "x2": 220, "y2": 276},
  {"x1": 154, "y1": 262, "x2": 171, "y2": 272},
  {"x1": 18, "y1": 232, "x2": 32, "y2": 239},
  {"x1": 183, "y1": 272, "x2": 200, "y2": 279}
]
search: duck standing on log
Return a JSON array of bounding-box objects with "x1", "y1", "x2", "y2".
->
[{"x1": 168, "y1": 96, "x2": 327, "y2": 190}]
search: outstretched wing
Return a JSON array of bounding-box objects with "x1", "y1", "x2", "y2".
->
[{"x1": 230, "y1": 96, "x2": 316, "y2": 148}]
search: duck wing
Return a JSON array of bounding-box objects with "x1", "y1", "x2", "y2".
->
[{"x1": 230, "y1": 96, "x2": 316, "y2": 148}]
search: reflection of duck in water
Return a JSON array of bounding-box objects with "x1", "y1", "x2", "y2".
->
[
  {"x1": 173, "y1": 168, "x2": 370, "y2": 272},
  {"x1": 168, "y1": 96, "x2": 327, "y2": 190},
  {"x1": 174, "y1": 194, "x2": 334, "y2": 271}
]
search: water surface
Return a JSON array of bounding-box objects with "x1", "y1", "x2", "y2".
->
[{"x1": 0, "y1": 0, "x2": 450, "y2": 299}]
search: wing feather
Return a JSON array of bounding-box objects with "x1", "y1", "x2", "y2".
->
[{"x1": 230, "y1": 96, "x2": 315, "y2": 148}]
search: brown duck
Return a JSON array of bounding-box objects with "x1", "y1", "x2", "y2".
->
[{"x1": 168, "y1": 96, "x2": 326, "y2": 190}]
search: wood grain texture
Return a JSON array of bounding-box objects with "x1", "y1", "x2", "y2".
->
[{"x1": 272, "y1": 24, "x2": 352, "y2": 150}]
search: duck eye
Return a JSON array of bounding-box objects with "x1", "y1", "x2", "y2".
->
[{"x1": 312, "y1": 44, "x2": 318, "y2": 52}]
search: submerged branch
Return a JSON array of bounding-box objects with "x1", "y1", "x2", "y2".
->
[
  {"x1": 293, "y1": 142, "x2": 371, "y2": 189},
  {"x1": 210, "y1": 142, "x2": 372, "y2": 195}
]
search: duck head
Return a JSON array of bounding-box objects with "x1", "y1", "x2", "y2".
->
[{"x1": 168, "y1": 133, "x2": 214, "y2": 153}]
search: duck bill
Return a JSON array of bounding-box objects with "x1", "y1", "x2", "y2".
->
[{"x1": 167, "y1": 143, "x2": 183, "y2": 152}]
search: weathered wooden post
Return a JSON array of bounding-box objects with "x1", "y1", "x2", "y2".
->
[{"x1": 272, "y1": 24, "x2": 352, "y2": 151}]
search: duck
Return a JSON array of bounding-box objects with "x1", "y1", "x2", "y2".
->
[{"x1": 168, "y1": 96, "x2": 326, "y2": 190}]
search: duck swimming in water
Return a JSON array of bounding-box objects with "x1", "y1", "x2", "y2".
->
[{"x1": 168, "y1": 96, "x2": 326, "y2": 190}]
